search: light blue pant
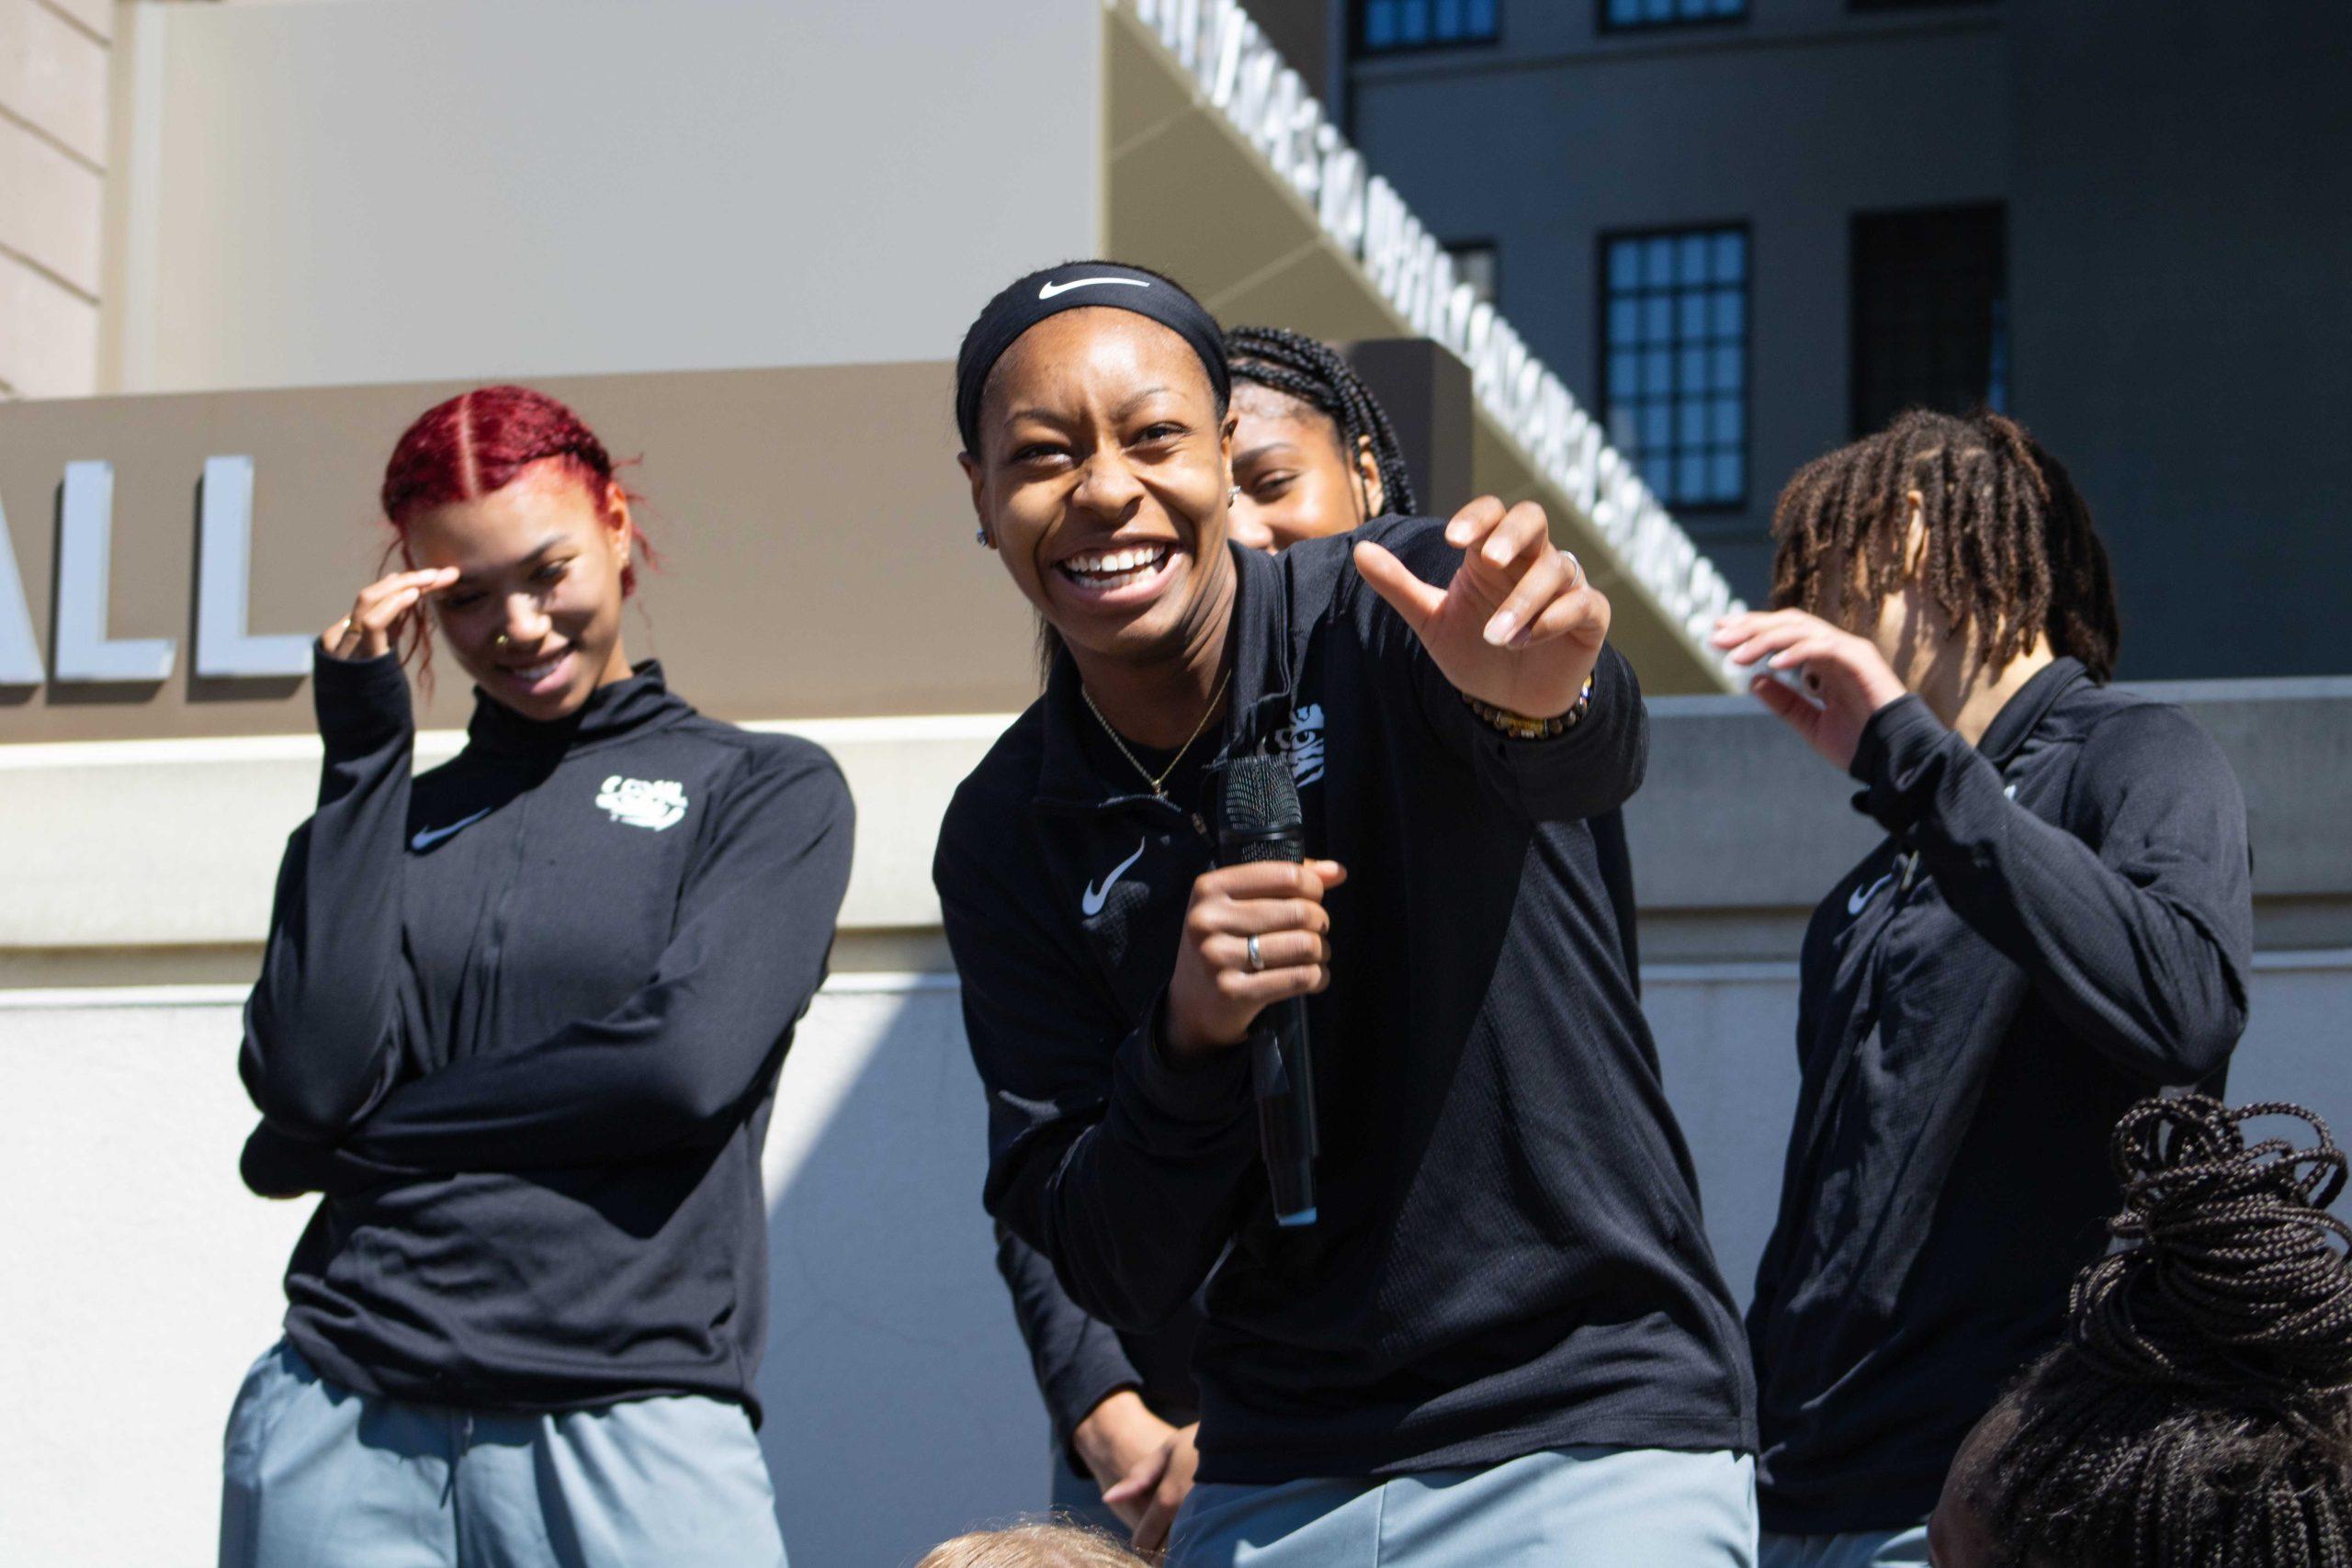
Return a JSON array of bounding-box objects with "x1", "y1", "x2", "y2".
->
[
  {"x1": 220, "y1": 1341, "x2": 786, "y2": 1568},
  {"x1": 1169, "y1": 1446, "x2": 1758, "y2": 1567},
  {"x1": 1758, "y1": 1528, "x2": 1929, "y2": 1568}
]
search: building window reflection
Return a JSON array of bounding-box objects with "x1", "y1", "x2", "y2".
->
[
  {"x1": 1600, "y1": 224, "x2": 1748, "y2": 509},
  {"x1": 1356, "y1": 0, "x2": 1500, "y2": 55},
  {"x1": 1600, "y1": 0, "x2": 1747, "y2": 34}
]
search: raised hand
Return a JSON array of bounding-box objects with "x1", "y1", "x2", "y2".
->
[
  {"x1": 1353, "y1": 497, "x2": 1610, "y2": 721},
  {"x1": 1711, "y1": 608, "x2": 1909, "y2": 771},
  {"x1": 322, "y1": 566, "x2": 459, "y2": 662}
]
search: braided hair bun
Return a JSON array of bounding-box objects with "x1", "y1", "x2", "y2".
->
[{"x1": 1977, "y1": 1095, "x2": 2352, "y2": 1565}]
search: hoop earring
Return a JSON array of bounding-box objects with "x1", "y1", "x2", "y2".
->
[{"x1": 1227, "y1": 485, "x2": 1240, "y2": 506}]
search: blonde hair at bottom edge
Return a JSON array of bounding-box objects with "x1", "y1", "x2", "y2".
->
[{"x1": 912, "y1": 1519, "x2": 1150, "y2": 1568}]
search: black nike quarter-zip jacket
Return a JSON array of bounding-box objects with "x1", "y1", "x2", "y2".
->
[
  {"x1": 238, "y1": 649, "x2": 853, "y2": 1422},
  {"x1": 1747, "y1": 658, "x2": 2253, "y2": 1533},
  {"x1": 934, "y1": 516, "x2": 1756, "y2": 1485}
]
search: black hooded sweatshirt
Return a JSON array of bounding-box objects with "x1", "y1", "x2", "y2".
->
[
  {"x1": 933, "y1": 516, "x2": 1755, "y2": 1485},
  {"x1": 238, "y1": 649, "x2": 854, "y2": 1422},
  {"x1": 1747, "y1": 659, "x2": 2253, "y2": 1532}
]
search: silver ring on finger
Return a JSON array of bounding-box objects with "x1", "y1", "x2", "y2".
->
[
  {"x1": 1563, "y1": 549, "x2": 1582, "y2": 588},
  {"x1": 1246, "y1": 934, "x2": 1265, "y2": 973}
]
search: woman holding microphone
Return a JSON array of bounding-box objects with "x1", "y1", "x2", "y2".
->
[
  {"x1": 223, "y1": 385, "x2": 854, "y2": 1567},
  {"x1": 992, "y1": 323, "x2": 1427, "y2": 1552},
  {"x1": 1714, "y1": 409, "x2": 2252, "y2": 1568},
  {"x1": 935, "y1": 262, "x2": 1756, "y2": 1566}
]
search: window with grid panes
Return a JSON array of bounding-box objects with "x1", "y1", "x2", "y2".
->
[
  {"x1": 1850, "y1": 203, "x2": 2007, "y2": 436},
  {"x1": 1601, "y1": 0, "x2": 1746, "y2": 34},
  {"x1": 1600, "y1": 226, "x2": 1748, "y2": 509},
  {"x1": 1356, "y1": 0, "x2": 1499, "y2": 54}
]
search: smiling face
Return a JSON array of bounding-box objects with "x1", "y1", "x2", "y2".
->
[
  {"x1": 402, "y1": 458, "x2": 636, "y2": 720},
  {"x1": 1227, "y1": 381, "x2": 1384, "y2": 554},
  {"x1": 961, "y1": 308, "x2": 1237, "y2": 668}
]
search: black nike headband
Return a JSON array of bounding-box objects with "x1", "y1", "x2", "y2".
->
[{"x1": 954, "y1": 261, "x2": 1229, "y2": 456}]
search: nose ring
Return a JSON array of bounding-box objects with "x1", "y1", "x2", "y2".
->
[{"x1": 493, "y1": 632, "x2": 510, "y2": 649}]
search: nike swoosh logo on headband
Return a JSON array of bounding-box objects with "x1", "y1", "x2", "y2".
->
[{"x1": 1039, "y1": 277, "x2": 1153, "y2": 299}]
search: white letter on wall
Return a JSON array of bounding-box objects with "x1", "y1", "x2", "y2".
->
[
  {"x1": 54, "y1": 460, "x2": 175, "y2": 682},
  {"x1": 0, "y1": 491, "x2": 44, "y2": 685},
  {"x1": 196, "y1": 456, "x2": 311, "y2": 678}
]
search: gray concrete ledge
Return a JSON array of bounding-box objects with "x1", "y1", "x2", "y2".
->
[{"x1": 1633, "y1": 677, "x2": 2352, "y2": 960}]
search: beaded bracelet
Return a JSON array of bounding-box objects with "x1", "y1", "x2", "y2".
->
[{"x1": 1461, "y1": 673, "x2": 1595, "y2": 739}]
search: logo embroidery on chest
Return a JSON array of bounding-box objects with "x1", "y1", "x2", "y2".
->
[
  {"x1": 1274, "y1": 703, "x2": 1327, "y2": 789},
  {"x1": 1846, "y1": 871, "x2": 1895, "y2": 919},
  {"x1": 1081, "y1": 839, "x2": 1148, "y2": 919},
  {"x1": 595, "y1": 775, "x2": 689, "y2": 831}
]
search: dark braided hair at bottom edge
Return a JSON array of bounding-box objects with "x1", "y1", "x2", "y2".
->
[
  {"x1": 1976, "y1": 1096, "x2": 2352, "y2": 1567},
  {"x1": 1224, "y1": 325, "x2": 1419, "y2": 521}
]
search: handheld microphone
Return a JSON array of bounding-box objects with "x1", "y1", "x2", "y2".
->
[{"x1": 1217, "y1": 752, "x2": 1318, "y2": 1228}]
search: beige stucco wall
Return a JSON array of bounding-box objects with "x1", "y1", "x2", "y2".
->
[{"x1": 0, "y1": 0, "x2": 109, "y2": 397}]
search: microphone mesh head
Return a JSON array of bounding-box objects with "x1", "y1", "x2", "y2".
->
[{"x1": 1221, "y1": 753, "x2": 1302, "y2": 862}]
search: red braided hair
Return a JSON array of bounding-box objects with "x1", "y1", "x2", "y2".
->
[{"x1": 377, "y1": 385, "x2": 657, "y2": 673}]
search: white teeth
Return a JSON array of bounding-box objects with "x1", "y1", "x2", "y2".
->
[
  {"x1": 1063, "y1": 544, "x2": 1171, "y2": 587},
  {"x1": 510, "y1": 656, "x2": 563, "y2": 682}
]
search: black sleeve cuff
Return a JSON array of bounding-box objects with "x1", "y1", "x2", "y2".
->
[
  {"x1": 1110, "y1": 993, "x2": 1252, "y2": 1137},
  {"x1": 312, "y1": 647, "x2": 414, "y2": 757},
  {"x1": 1045, "y1": 1364, "x2": 1143, "y2": 1453},
  {"x1": 1430, "y1": 642, "x2": 1647, "y2": 822},
  {"x1": 1849, "y1": 694, "x2": 1954, "y2": 832}
]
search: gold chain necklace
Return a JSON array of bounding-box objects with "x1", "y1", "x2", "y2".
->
[{"x1": 1080, "y1": 665, "x2": 1234, "y2": 799}]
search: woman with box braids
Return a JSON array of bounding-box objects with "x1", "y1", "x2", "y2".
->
[
  {"x1": 1930, "y1": 1095, "x2": 2352, "y2": 1568},
  {"x1": 1224, "y1": 325, "x2": 1417, "y2": 550}
]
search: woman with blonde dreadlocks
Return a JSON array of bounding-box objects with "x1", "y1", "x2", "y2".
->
[
  {"x1": 1928, "y1": 1094, "x2": 2352, "y2": 1567},
  {"x1": 1710, "y1": 409, "x2": 2255, "y2": 1568}
]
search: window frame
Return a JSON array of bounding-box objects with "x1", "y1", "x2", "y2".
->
[
  {"x1": 1596, "y1": 0, "x2": 1749, "y2": 38},
  {"x1": 1595, "y1": 220, "x2": 1754, "y2": 514},
  {"x1": 1848, "y1": 200, "x2": 2009, "y2": 438},
  {"x1": 1849, "y1": 0, "x2": 1996, "y2": 12},
  {"x1": 1352, "y1": 0, "x2": 1503, "y2": 59}
]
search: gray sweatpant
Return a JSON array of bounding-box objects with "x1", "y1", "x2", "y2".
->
[
  {"x1": 1758, "y1": 1527, "x2": 1929, "y2": 1568},
  {"x1": 220, "y1": 1341, "x2": 786, "y2": 1568},
  {"x1": 1169, "y1": 1445, "x2": 1758, "y2": 1567}
]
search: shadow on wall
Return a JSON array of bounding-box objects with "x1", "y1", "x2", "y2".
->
[
  {"x1": 1641, "y1": 971, "x2": 1804, "y2": 1313},
  {"x1": 756, "y1": 981, "x2": 1051, "y2": 1568}
]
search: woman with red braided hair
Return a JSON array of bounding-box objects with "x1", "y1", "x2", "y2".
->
[{"x1": 220, "y1": 385, "x2": 853, "y2": 1566}]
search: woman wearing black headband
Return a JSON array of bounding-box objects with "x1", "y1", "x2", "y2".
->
[
  {"x1": 934, "y1": 262, "x2": 1757, "y2": 1565},
  {"x1": 989, "y1": 325, "x2": 1431, "y2": 1552}
]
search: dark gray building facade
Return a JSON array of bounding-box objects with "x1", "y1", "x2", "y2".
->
[{"x1": 1257, "y1": 0, "x2": 2350, "y2": 679}]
